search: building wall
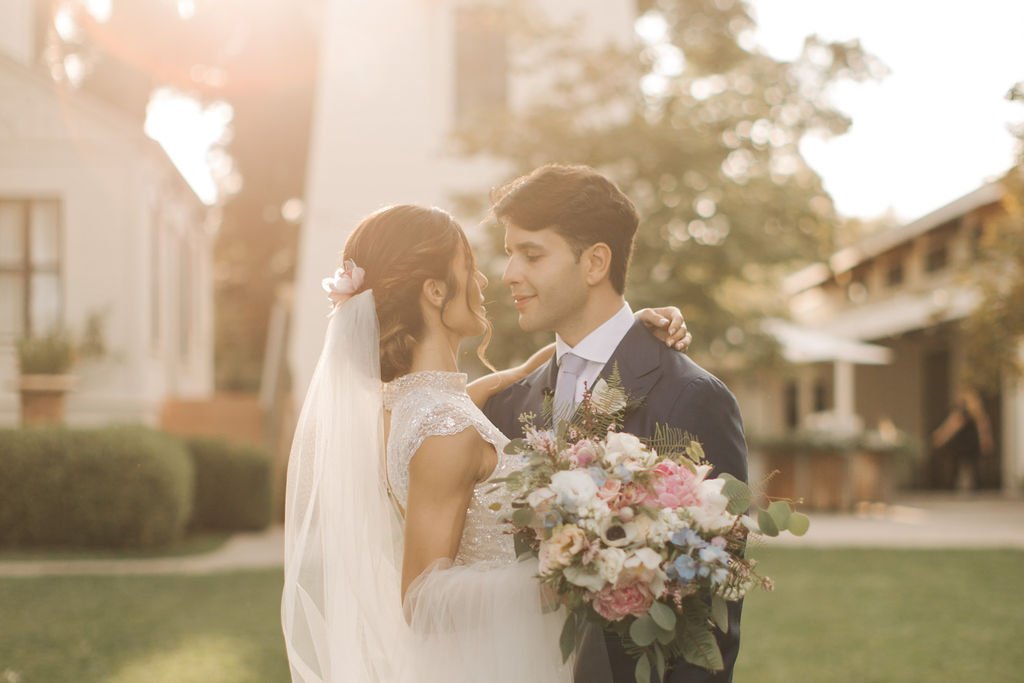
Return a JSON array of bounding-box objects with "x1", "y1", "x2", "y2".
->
[
  {"x1": 291, "y1": 0, "x2": 636, "y2": 398},
  {"x1": 0, "y1": 58, "x2": 214, "y2": 426}
]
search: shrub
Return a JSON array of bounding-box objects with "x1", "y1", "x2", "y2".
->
[
  {"x1": 184, "y1": 437, "x2": 272, "y2": 532},
  {"x1": 17, "y1": 331, "x2": 75, "y2": 374},
  {"x1": 0, "y1": 425, "x2": 193, "y2": 548}
]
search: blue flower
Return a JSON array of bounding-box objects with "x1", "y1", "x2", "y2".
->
[
  {"x1": 543, "y1": 510, "x2": 563, "y2": 529},
  {"x1": 587, "y1": 467, "x2": 608, "y2": 486},
  {"x1": 672, "y1": 554, "x2": 698, "y2": 582},
  {"x1": 699, "y1": 545, "x2": 729, "y2": 566},
  {"x1": 670, "y1": 528, "x2": 706, "y2": 550},
  {"x1": 613, "y1": 464, "x2": 633, "y2": 483}
]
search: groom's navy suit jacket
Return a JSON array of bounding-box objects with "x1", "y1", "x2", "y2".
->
[{"x1": 483, "y1": 320, "x2": 748, "y2": 683}]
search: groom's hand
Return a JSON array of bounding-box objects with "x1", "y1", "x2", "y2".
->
[{"x1": 637, "y1": 306, "x2": 691, "y2": 352}]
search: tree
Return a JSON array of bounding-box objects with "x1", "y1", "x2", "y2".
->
[
  {"x1": 42, "y1": 0, "x2": 321, "y2": 390},
  {"x1": 454, "y1": 0, "x2": 883, "y2": 369},
  {"x1": 961, "y1": 82, "x2": 1024, "y2": 392}
]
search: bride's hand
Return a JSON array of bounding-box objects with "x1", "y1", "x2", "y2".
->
[{"x1": 636, "y1": 306, "x2": 691, "y2": 352}]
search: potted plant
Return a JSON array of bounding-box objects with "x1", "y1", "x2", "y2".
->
[{"x1": 17, "y1": 330, "x2": 76, "y2": 426}]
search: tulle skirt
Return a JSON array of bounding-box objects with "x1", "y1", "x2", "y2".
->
[{"x1": 400, "y1": 556, "x2": 572, "y2": 683}]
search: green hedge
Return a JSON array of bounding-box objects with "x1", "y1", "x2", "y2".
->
[
  {"x1": 184, "y1": 437, "x2": 272, "y2": 532},
  {"x1": 0, "y1": 425, "x2": 193, "y2": 548}
]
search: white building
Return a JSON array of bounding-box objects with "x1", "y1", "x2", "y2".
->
[
  {"x1": 290, "y1": 0, "x2": 636, "y2": 398},
  {"x1": 735, "y1": 182, "x2": 1023, "y2": 494},
  {"x1": 0, "y1": 0, "x2": 216, "y2": 426}
]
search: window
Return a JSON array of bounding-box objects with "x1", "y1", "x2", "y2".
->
[
  {"x1": 813, "y1": 379, "x2": 829, "y2": 412},
  {"x1": 150, "y1": 211, "x2": 162, "y2": 350},
  {"x1": 0, "y1": 198, "x2": 62, "y2": 342},
  {"x1": 178, "y1": 237, "x2": 193, "y2": 359},
  {"x1": 925, "y1": 243, "x2": 948, "y2": 273},
  {"x1": 454, "y1": 6, "x2": 508, "y2": 126},
  {"x1": 784, "y1": 380, "x2": 798, "y2": 429},
  {"x1": 886, "y1": 261, "x2": 904, "y2": 287}
]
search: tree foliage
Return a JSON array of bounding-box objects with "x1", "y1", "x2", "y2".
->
[
  {"x1": 42, "y1": 0, "x2": 321, "y2": 390},
  {"x1": 454, "y1": 0, "x2": 883, "y2": 369},
  {"x1": 961, "y1": 82, "x2": 1024, "y2": 392}
]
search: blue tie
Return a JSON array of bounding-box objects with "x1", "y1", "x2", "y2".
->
[{"x1": 553, "y1": 352, "x2": 588, "y2": 423}]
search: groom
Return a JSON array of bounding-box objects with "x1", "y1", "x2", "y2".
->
[{"x1": 482, "y1": 164, "x2": 748, "y2": 683}]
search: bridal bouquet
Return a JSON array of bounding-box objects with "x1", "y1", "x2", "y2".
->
[{"x1": 498, "y1": 371, "x2": 808, "y2": 682}]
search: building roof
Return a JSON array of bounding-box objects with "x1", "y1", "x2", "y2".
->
[
  {"x1": 762, "y1": 319, "x2": 893, "y2": 365},
  {"x1": 0, "y1": 50, "x2": 204, "y2": 207},
  {"x1": 785, "y1": 181, "x2": 1005, "y2": 295}
]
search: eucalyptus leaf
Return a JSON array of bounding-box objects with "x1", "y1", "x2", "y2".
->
[
  {"x1": 629, "y1": 614, "x2": 659, "y2": 647},
  {"x1": 504, "y1": 439, "x2": 528, "y2": 454},
  {"x1": 512, "y1": 507, "x2": 535, "y2": 527},
  {"x1": 648, "y1": 601, "x2": 677, "y2": 632},
  {"x1": 767, "y1": 500, "x2": 792, "y2": 529},
  {"x1": 681, "y1": 610, "x2": 725, "y2": 672},
  {"x1": 721, "y1": 476, "x2": 752, "y2": 514},
  {"x1": 758, "y1": 509, "x2": 780, "y2": 537},
  {"x1": 788, "y1": 511, "x2": 810, "y2": 536},
  {"x1": 711, "y1": 595, "x2": 729, "y2": 634},
  {"x1": 684, "y1": 440, "x2": 705, "y2": 463},
  {"x1": 559, "y1": 614, "x2": 576, "y2": 664},
  {"x1": 654, "y1": 644, "x2": 667, "y2": 682},
  {"x1": 635, "y1": 654, "x2": 652, "y2": 683}
]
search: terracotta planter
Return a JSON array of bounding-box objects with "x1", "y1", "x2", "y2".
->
[
  {"x1": 19, "y1": 374, "x2": 75, "y2": 426},
  {"x1": 849, "y1": 450, "x2": 892, "y2": 505},
  {"x1": 806, "y1": 452, "x2": 848, "y2": 511}
]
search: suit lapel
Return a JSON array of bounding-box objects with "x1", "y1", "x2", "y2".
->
[
  {"x1": 597, "y1": 320, "x2": 663, "y2": 409},
  {"x1": 518, "y1": 354, "x2": 558, "y2": 427},
  {"x1": 517, "y1": 321, "x2": 662, "y2": 429}
]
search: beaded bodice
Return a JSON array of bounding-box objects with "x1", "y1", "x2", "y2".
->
[{"x1": 384, "y1": 371, "x2": 517, "y2": 566}]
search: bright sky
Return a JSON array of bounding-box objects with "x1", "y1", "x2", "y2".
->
[
  {"x1": 749, "y1": 0, "x2": 1024, "y2": 221},
  {"x1": 138, "y1": 0, "x2": 1024, "y2": 218}
]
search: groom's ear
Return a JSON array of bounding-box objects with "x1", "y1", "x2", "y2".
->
[
  {"x1": 582, "y1": 242, "x2": 613, "y2": 286},
  {"x1": 421, "y1": 278, "x2": 448, "y2": 309}
]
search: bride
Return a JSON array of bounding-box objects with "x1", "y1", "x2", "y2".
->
[{"x1": 281, "y1": 205, "x2": 689, "y2": 683}]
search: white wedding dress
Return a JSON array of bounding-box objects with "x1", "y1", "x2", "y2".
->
[
  {"x1": 282, "y1": 291, "x2": 569, "y2": 683},
  {"x1": 384, "y1": 370, "x2": 570, "y2": 683}
]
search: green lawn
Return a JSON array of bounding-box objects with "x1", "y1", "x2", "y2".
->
[
  {"x1": 736, "y1": 547, "x2": 1024, "y2": 682},
  {"x1": 0, "y1": 570, "x2": 288, "y2": 683},
  {"x1": 0, "y1": 533, "x2": 229, "y2": 562},
  {"x1": 1, "y1": 549, "x2": 1022, "y2": 682}
]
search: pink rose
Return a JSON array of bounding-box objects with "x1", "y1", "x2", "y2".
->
[
  {"x1": 596, "y1": 478, "x2": 623, "y2": 502},
  {"x1": 592, "y1": 581, "x2": 655, "y2": 622},
  {"x1": 650, "y1": 461, "x2": 700, "y2": 510},
  {"x1": 615, "y1": 482, "x2": 649, "y2": 510},
  {"x1": 568, "y1": 440, "x2": 598, "y2": 467},
  {"x1": 322, "y1": 260, "x2": 365, "y2": 309}
]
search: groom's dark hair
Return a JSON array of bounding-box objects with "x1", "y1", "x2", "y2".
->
[{"x1": 490, "y1": 164, "x2": 639, "y2": 294}]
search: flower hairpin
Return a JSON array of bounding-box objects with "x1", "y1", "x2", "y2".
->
[{"x1": 322, "y1": 259, "x2": 366, "y2": 311}]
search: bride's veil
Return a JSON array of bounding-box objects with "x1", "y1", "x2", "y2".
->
[{"x1": 281, "y1": 290, "x2": 405, "y2": 682}]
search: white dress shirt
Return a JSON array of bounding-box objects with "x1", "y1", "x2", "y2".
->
[{"x1": 554, "y1": 302, "x2": 634, "y2": 404}]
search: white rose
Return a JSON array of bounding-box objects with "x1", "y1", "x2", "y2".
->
[
  {"x1": 564, "y1": 565, "x2": 608, "y2": 593},
  {"x1": 689, "y1": 477, "x2": 734, "y2": 532},
  {"x1": 527, "y1": 487, "x2": 556, "y2": 509},
  {"x1": 549, "y1": 470, "x2": 599, "y2": 513},
  {"x1": 623, "y1": 548, "x2": 669, "y2": 596},
  {"x1": 646, "y1": 510, "x2": 681, "y2": 546},
  {"x1": 624, "y1": 547, "x2": 662, "y2": 572},
  {"x1": 595, "y1": 547, "x2": 627, "y2": 585},
  {"x1": 538, "y1": 524, "x2": 587, "y2": 575},
  {"x1": 603, "y1": 432, "x2": 647, "y2": 467}
]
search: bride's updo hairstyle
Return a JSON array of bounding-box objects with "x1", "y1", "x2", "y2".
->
[{"x1": 341, "y1": 205, "x2": 491, "y2": 382}]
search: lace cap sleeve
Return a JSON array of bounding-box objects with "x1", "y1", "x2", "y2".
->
[{"x1": 386, "y1": 392, "x2": 485, "y2": 507}]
